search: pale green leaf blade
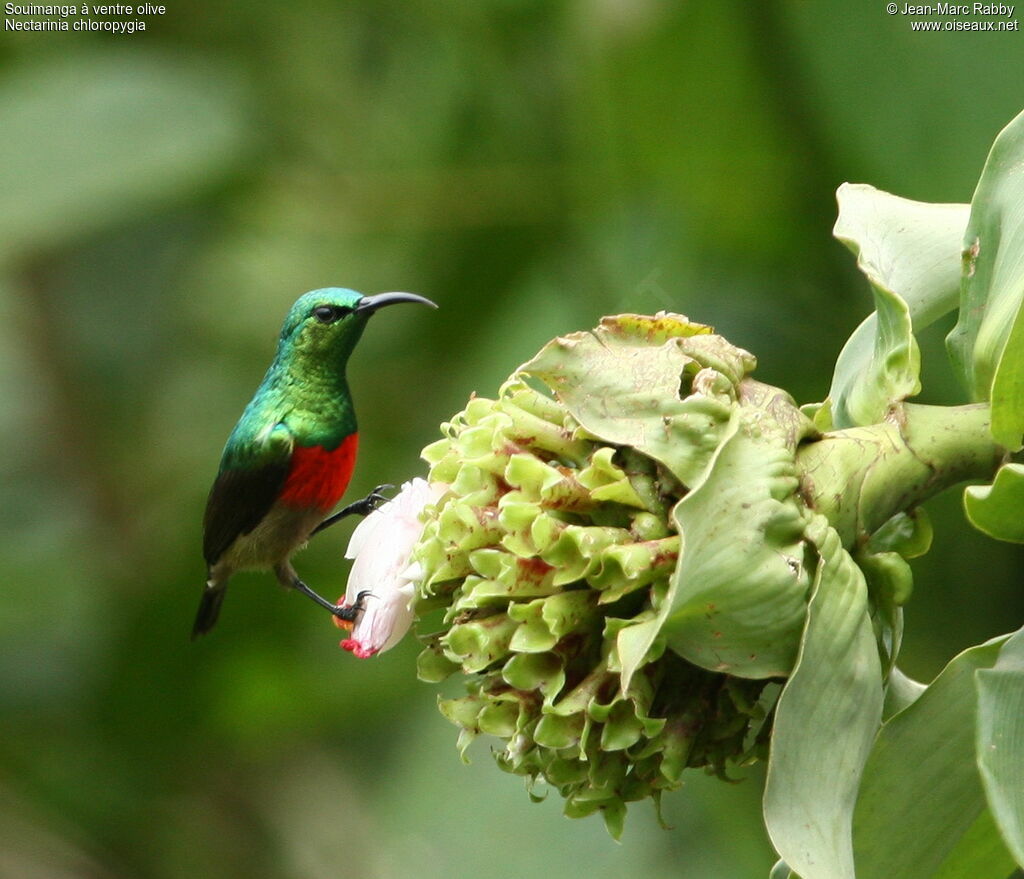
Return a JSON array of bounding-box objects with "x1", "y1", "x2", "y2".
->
[
  {"x1": 976, "y1": 628, "x2": 1024, "y2": 869},
  {"x1": 763, "y1": 516, "x2": 883, "y2": 879},
  {"x1": 829, "y1": 184, "x2": 969, "y2": 428},
  {"x1": 834, "y1": 185, "x2": 971, "y2": 322},
  {"x1": 932, "y1": 807, "x2": 1018, "y2": 879},
  {"x1": 852, "y1": 636, "x2": 1009, "y2": 879},
  {"x1": 964, "y1": 463, "x2": 1024, "y2": 543},
  {"x1": 946, "y1": 109, "x2": 1024, "y2": 447},
  {"x1": 991, "y1": 309, "x2": 1024, "y2": 449}
]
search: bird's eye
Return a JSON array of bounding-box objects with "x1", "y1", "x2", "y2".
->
[{"x1": 313, "y1": 305, "x2": 348, "y2": 323}]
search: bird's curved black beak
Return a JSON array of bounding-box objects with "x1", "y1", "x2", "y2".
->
[{"x1": 355, "y1": 292, "x2": 437, "y2": 314}]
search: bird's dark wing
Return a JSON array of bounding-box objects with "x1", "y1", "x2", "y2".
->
[
  {"x1": 203, "y1": 420, "x2": 295, "y2": 566},
  {"x1": 202, "y1": 460, "x2": 291, "y2": 566}
]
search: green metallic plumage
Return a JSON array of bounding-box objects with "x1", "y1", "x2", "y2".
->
[
  {"x1": 202, "y1": 289, "x2": 369, "y2": 564},
  {"x1": 221, "y1": 288, "x2": 369, "y2": 468},
  {"x1": 195, "y1": 287, "x2": 437, "y2": 639}
]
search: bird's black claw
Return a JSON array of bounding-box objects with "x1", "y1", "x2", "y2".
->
[
  {"x1": 311, "y1": 485, "x2": 396, "y2": 536},
  {"x1": 333, "y1": 589, "x2": 374, "y2": 622},
  {"x1": 365, "y1": 484, "x2": 395, "y2": 512},
  {"x1": 345, "y1": 484, "x2": 394, "y2": 519}
]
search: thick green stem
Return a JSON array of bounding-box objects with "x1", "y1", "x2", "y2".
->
[{"x1": 797, "y1": 403, "x2": 1003, "y2": 546}]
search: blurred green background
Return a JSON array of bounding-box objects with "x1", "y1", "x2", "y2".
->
[{"x1": 2, "y1": 2, "x2": 1023, "y2": 876}]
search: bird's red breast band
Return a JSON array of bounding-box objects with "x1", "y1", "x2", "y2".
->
[{"x1": 279, "y1": 433, "x2": 359, "y2": 510}]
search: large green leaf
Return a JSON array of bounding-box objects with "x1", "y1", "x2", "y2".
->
[
  {"x1": 946, "y1": 109, "x2": 1024, "y2": 448},
  {"x1": 0, "y1": 53, "x2": 246, "y2": 260},
  {"x1": 976, "y1": 627, "x2": 1024, "y2": 869},
  {"x1": 932, "y1": 808, "x2": 1019, "y2": 879},
  {"x1": 763, "y1": 515, "x2": 883, "y2": 879},
  {"x1": 828, "y1": 184, "x2": 969, "y2": 429},
  {"x1": 964, "y1": 463, "x2": 1024, "y2": 543},
  {"x1": 851, "y1": 636, "x2": 1011, "y2": 879}
]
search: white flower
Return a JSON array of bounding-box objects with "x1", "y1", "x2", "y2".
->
[{"x1": 336, "y1": 478, "x2": 445, "y2": 658}]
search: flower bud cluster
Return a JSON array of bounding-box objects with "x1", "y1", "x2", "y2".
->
[{"x1": 413, "y1": 357, "x2": 774, "y2": 835}]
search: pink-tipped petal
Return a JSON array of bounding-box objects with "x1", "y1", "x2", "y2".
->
[
  {"x1": 337, "y1": 478, "x2": 446, "y2": 657},
  {"x1": 340, "y1": 638, "x2": 379, "y2": 659}
]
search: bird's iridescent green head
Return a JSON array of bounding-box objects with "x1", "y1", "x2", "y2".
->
[{"x1": 278, "y1": 288, "x2": 436, "y2": 364}]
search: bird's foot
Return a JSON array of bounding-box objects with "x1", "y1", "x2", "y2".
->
[
  {"x1": 311, "y1": 485, "x2": 395, "y2": 536},
  {"x1": 280, "y1": 566, "x2": 372, "y2": 626},
  {"x1": 331, "y1": 590, "x2": 373, "y2": 630},
  {"x1": 348, "y1": 484, "x2": 395, "y2": 517}
]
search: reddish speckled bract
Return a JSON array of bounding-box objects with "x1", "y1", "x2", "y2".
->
[{"x1": 279, "y1": 433, "x2": 359, "y2": 510}]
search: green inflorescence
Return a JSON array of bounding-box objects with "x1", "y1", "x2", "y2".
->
[{"x1": 413, "y1": 316, "x2": 779, "y2": 838}]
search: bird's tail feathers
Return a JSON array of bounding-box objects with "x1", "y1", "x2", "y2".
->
[{"x1": 191, "y1": 580, "x2": 227, "y2": 640}]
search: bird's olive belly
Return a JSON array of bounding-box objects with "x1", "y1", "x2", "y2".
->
[{"x1": 213, "y1": 503, "x2": 325, "y2": 574}]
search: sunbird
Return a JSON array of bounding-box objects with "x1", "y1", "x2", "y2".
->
[{"x1": 193, "y1": 288, "x2": 437, "y2": 638}]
